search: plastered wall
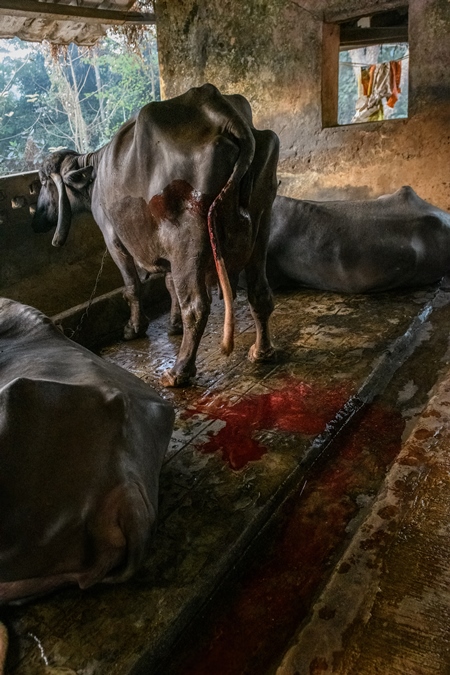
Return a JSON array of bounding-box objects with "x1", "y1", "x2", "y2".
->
[
  {"x1": 0, "y1": 171, "x2": 122, "y2": 316},
  {"x1": 155, "y1": 0, "x2": 450, "y2": 210}
]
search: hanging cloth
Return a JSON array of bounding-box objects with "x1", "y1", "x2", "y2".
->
[
  {"x1": 352, "y1": 61, "x2": 391, "y2": 122},
  {"x1": 386, "y1": 60, "x2": 402, "y2": 108}
]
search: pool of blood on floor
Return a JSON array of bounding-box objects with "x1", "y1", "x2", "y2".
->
[
  {"x1": 172, "y1": 398, "x2": 404, "y2": 675},
  {"x1": 182, "y1": 377, "x2": 355, "y2": 470}
]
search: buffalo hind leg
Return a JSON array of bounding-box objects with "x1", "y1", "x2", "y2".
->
[
  {"x1": 245, "y1": 262, "x2": 275, "y2": 362},
  {"x1": 165, "y1": 272, "x2": 183, "y2": 335},
  {"x1": 107, "y1": 237, "x2": 148, "y2": 340},
  {"x1": 160, "y1": 272, "x2": 210, "y2": 387},
  {"x1": 244, "y1": 125, "x2": 278, "y2": 361}
]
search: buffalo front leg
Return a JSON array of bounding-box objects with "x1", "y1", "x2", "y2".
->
[
  {"x1": 107, "y1": 237, "x2": 148, "y2": 340},
  {"x1": 160, "y1": 272, "x2": 210, "y2": 387},
  {"x1": 245, "y1": 262, "x2": 275, "y2": 362}
]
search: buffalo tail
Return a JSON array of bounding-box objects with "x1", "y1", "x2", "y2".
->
[
  {"x1": 207, "y1": 201, "x2": 235, "y2": 355},
  {"x1": 204, "y1": 86, "x2": 255, "y2": 356}
]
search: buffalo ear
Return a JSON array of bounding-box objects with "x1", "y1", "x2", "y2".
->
[{"x1": 63, "y1": 166, "x2": 95, "y2": 190}]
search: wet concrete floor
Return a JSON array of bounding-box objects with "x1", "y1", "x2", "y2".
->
[
  {"x1": 276, "y1": 356, "x2": 450, "y2": 675},
  {"x1": 275, "y1": 291, "x2": 450, "y2": 675},
  {"x1": 3, "y1": 281, "x2": 450, "y2": 674}
]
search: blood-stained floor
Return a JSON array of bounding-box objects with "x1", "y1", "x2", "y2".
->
[{"x1": 4, "y1": 281, "x2": 450, "y2": 674}]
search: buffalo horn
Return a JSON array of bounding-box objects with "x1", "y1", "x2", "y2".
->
[{"x1": 50, "y1": 172, "x2": 72, "y2": 247}]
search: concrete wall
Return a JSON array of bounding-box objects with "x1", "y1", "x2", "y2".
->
[
  {"x1": 155, "y1": 0, "x2": 450, "y2": 210},
  {"x1": 0, "y1": 170, "x2": 122, "y2": 317}
]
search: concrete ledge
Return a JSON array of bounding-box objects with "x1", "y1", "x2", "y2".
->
[{"x1": 52, "y1": 273, "x2": 170, "y2": 349}]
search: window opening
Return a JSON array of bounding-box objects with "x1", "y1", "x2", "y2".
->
[
  {"x1": 0, "y1": 31, "x2": 160, "y2": 177},
  {"x1": 323, "y1": 8, "x2": 409, "y2": 127}
]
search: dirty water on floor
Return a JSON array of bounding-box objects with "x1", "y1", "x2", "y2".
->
[{"x1": 3, "y1": 284, "x2": 446, "y2": 674}]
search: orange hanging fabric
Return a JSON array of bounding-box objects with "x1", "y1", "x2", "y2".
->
[
  {"x1": 386, "y1": 60, "x2": 402, "y2": 108},
  {"x1": 361, "y1": 65, "x2": 375, "y2": 96}
]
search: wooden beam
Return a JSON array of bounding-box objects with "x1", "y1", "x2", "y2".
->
[
  {"x1": 340, "y1": 26, "x2": 408, "y2": 49},
  {"x1": 325, "y1": 2, "x2": 408, "y2": 24},
  {"x1": 0, "y1": 0, "x2": 156, "y2": 26},
  {"x1": 322, "y1": 23, "x2": 340, "y2": 128}
]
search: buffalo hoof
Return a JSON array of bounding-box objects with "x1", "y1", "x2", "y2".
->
[
  {"x1": 160, "y1": 369, "x2": 192, "y2": 388},
  {"x1": 123, "y1": 321, "x2": 148, "y2": 341},
  {"x1": 248, "y1": 344, "x2": 277, "y2": 363}
]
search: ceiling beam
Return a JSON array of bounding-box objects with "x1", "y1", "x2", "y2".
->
[
  {"x1": 0, "y1": 1, "x2": 156, "y2": 26},
  {"x1": 325, "y1": 2, "x2": 408, "y2": 24},
  {"x1": 340, "y1": 26, "x2": 408, "y2": 49}
]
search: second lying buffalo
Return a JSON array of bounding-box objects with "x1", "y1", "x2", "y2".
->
[
  {"x1": 0, "y1": 298, "x2": 174, "y2": 609},
  {"x1": 266, "y1": 187, "x2": 450, "y2": 293}
]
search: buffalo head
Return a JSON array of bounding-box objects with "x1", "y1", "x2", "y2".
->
[{"x1": 32, "y1": 149, "x2": 95, "y2": 247}]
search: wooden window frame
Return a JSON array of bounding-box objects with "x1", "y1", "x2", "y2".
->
[{"x1": 322, "y1": 7, "x2": 408, "y2": 128}]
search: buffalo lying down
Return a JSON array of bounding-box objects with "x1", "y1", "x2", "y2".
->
[
  {"x1": 0, "y1": 298, "x2": 174, "y2": 609},
  {"x1": 33, "y1": 83, "x2": 279, "y2": 387},
  {"x1": 267, "y1": 187, "x2": 450, "y2": 292}
]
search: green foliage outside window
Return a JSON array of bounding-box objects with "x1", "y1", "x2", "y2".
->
[{"x1": 0, "y1": 30, "x2": 160, "y2": 176}]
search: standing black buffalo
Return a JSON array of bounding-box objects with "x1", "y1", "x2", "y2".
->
[{"x1": 33, "y1": 84, "x2": 279, "y2": 386}]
